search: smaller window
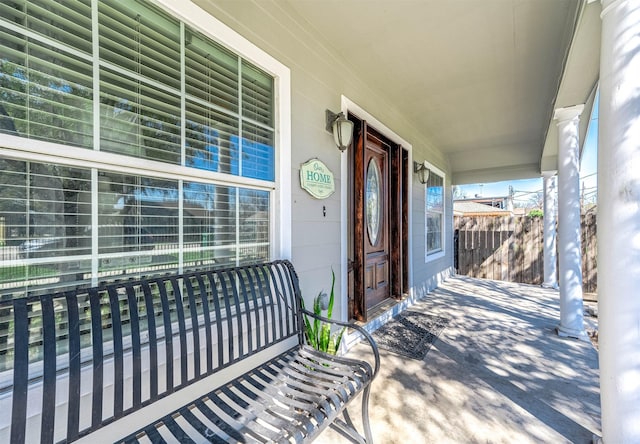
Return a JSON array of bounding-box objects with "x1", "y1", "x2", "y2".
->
[{"x1": 424, "y1": 166, "x2": 445, "y2": 260}]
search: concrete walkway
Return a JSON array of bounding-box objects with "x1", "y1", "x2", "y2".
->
[{"x1": 317, "y1": 276, "x2": 601, "y2": 444}]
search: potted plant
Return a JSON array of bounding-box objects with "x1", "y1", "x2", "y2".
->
[{"x1": 301, "y1": 269, "x2": 345, "y2": 355}]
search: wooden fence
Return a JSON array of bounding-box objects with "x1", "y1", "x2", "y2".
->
[{"x1": 454, "y1": 212, "x2": 597, "y2": 292}]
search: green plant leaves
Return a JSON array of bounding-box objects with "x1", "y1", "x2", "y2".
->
[{"x1": 301, "y1": 268, "x2": 344, "y2": 355}]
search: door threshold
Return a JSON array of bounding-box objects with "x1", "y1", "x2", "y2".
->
[{"x1": 366, "y1": 298, "x2": 398, "y2": 320}]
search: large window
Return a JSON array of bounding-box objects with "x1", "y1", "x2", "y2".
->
[
  {"x1": 425, "y1": 166, "x2": 445, "y2": 260},
  {"x1": 0, "y1": 0, "x2": 281, "y2": 298}
]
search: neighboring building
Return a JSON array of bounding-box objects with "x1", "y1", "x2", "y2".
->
[
  {"x1": 456, "y1": 195, "x2": 512, "y2": 210},
  {"x1": 453, "y1": 200, "x2": 512, "y2": 217}
]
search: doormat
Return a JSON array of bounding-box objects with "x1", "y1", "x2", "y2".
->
[{"x1": 372, "y1": 311, "x2": 449, "y2": 360}]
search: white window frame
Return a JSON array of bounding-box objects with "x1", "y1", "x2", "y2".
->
[
  {"x1": 424, "y1": 161, "x2": 446, "y2": 262},
  {"x1": 0, "y1": 0, "x2": 292, "y2": 264}
]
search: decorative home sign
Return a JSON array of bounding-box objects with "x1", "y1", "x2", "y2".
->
[{"x1": 300, "y1": 158, "x2": 335, "y2": 199}]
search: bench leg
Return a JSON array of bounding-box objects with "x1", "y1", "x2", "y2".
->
[
  {"x1": 338, "y1": 384, "x2": 374, "y2": 444},
  {"x1": 361, "y1": 385, "x2": 374, "y2": 443}
]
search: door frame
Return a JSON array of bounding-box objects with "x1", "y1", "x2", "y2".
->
[{"x1": 338, "y1": 96, "x2": 414, "y2": 322}]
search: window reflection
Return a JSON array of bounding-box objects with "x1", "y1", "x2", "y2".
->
[
  {"x1": 0, "y1": 159, "x2": 271, "y2": 297},
  {"x1": 97, "y1": 173, "x2": 179, "y2": 273},
  {"x1": 0, "y1": 159, "x2": 91, "y2": 295}
]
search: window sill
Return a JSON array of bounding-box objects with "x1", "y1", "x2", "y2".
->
[{"x1": 425, "y1": 250, "x2": 445, "y2": 263}]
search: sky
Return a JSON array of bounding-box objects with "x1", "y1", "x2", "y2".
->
[{"x1": 457, "y1": 94, "x2": 599, "y2": 206}]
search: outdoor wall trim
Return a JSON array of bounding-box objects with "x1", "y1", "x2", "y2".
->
[{"x1": 339, "y1": 96, "x2": 414, "y2": 324}]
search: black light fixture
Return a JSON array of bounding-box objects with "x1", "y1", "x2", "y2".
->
[
  {"x1": 325, "y1": 109, "x2": 354, "y2": 152},
  {"x1": 414, "y1": 160, "x2": 431, "y2": 184}
]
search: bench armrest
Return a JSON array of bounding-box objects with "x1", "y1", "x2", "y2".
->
[{"x1": 300, "y1": 308, "x2": 380, "y2": 379}]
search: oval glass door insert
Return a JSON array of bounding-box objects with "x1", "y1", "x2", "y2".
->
[{"x1": 366, "y1": 157, "x2": 381, "y2": 246}]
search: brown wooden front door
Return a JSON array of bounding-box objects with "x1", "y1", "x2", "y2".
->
[
  {"x1": 363, "y1": 136, "x2": 390, "y2": 310},
  {"x1": 350, "y1": 118, "x2": 408, "y2": 322}
]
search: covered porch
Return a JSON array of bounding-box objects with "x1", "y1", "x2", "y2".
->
[
  {"x1": 1, "y1": 0, "x2": 637, "y2": 441},
  {"x1": 319, "y1": 276, "x2": 600, "y2": 443}
]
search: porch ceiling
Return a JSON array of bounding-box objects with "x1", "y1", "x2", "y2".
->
[{"x1": 195, "y1": 0, "x2": 600, "y2": 184}]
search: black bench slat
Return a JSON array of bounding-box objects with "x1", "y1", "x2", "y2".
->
[
  {"x1": 244, "y1": 368, "x2": 321, "y2": 412},
  {"x1": 126, "y1": 285, "x2": 143, "y2": 409},
  {"x1": 224, "y1": 269, "x2": 245, "y2": 358},
  {"x1": 265, "y1": 357, "x2": 342, "y2": 416},
  {"x1": 218, "y1": 271, "x2": 236, "y2": 363},
  {"x1": 271, "y1": 358, "x2": 346, "y2": 413},
  {"x1": 5, "y1": 260, "x2": 379, "y2": 443},
  {"x1": 163, "y1": 414, "x2": 197, "y2": 444},
  {"x1": 242, "y1": 371, "x2": 326, "y2": 437},
  {"x1": 124, "y1": 423, "x2": 166, "y2": 444},
  {"x1": 287, "y1": 359, "x2": 353, "y2": 402},
  {"x1": 256, "y1": 265, "x2": 275, "y2": 345},
  {"x1": 237, "y1": 271, "x2": 254, "y2": 353},
  {"x1": 259, "y1": 357, "x2": 337, "y2": 424},
  {"x1": 184, "y1": 276, "x2": 201, "y2": 379},
  {"x1": 193, "y1": 397, "x2": 247, "y2": 442},
  {"x1": 205, "y1": 271, "x2": 225, "y2": 370},
  {"x1": 179, "y1": 406, "x2": 228, "y2": 444},
  {"x1": 301, "y1": 346, "x2": 373, "y2": 380},
  {"x1": 169, "y1": 277, "x2": 189, "y2": 386},
  {"x1": 107, "y1": 286, "x2": 125, "y2": 418},
  {"x1": 10, "y1": 298, "x2": 28, "y2": 444},
  {"x1": 294, "y1": 352, "x2": 362, "y2": 390},
  {"x1": 269, "y1": 265, "x2": 291, "y2": 338},
  {"x1": 245, "y1": 265, "x2": 263, "y2": 350},
  {"x1": 41, "y1": 296, "x2": 57, "y2": 444},
  {"x1": 216, "y1": 388, "x2": 286, "y2": 443},
  {"x1": 157, "y1": 278, "x2": 175, "y2": 396},
  {"x1": 257, "y1": 357, "x2": 332, "y2": 409},
  {"x1": 194, "y1": 274, "x2": 214, "y2": 372},
  {"x1": 223, "y1": 381, "x2": 310, "y2": 441},
  {"x1": 66, "y1": 292, "x2": 82, "y2": 441},
  {"x1": 89, "y1": 289, "x2": 104, "y2": 430},
  {"x1": 207, "y1": 391, "x2": 277, "y2": 442},
  {"x1": 231, "y1": 378, "x2": 312, "y2": 440},
  {"x1": 141, "y1": 283, "x2": 159, "y2": 400}
]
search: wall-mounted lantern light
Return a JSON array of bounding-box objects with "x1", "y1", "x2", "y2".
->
[
  {"x1": 414, "y1": 160, "x2": 431, "y2": 184},
  {"x1": 325, "y1": 109, "x2": 354, "y2": 152}
]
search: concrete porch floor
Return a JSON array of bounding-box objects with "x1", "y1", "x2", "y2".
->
[{"x1": 318, "y1": 276, "x2": 601, "y2": 444}]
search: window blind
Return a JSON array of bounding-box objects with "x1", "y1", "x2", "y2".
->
[
  {"x1": 100, "y1": 66, "x2": 181, "y2": 163},
  {"x1": 98, "y1": 0, "x2": 181, "y2": 91},
  {"x1": 0, "y1": 0, "x2": 92, "y2": 53},
  {"x1": 242, "y1": 61, "x2": 273, "y2": 127},
  {"x1": 0, "y1": 27, "x2": 93, "y2": 147},
  {"x1": 185, "y1": 29, "x2": 239, "y2": 114},
  {"x1": 185, "y1": 100, "x2": 239, "y2": 174}
]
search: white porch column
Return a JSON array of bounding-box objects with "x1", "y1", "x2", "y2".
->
[
  {"x1": 599, "y1": 0, "x2": 640, "y2": 442},
  {"x1": 553, "y1": 105, "x2": 588, "y2": 340},
  {"x1": 542, "y1": 171, "x2": 558, "y2": 289}
]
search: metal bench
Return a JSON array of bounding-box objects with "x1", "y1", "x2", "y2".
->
[{"x1": 2, "y1": 260, "x2": 379, "y2": 443}]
